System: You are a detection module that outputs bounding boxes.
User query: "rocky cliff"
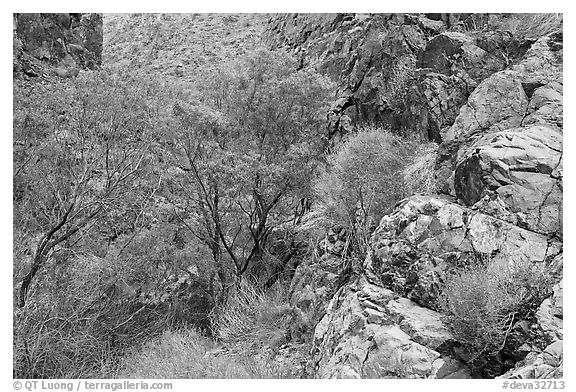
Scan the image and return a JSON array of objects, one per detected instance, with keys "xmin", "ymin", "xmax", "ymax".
[
  {"xmin": 271, "ymin": 14, "xmax": 563, "ymax": 379},
  {"xmin": 263, "ymin": 13, "xmax": 533, "ymax": 142}
]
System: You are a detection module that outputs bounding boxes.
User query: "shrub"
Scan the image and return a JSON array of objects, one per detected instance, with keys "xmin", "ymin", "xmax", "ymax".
[
  {"xmin": 403, "ymin": 142, "xmax": 438, "ymax": 195},
  {"xmin": 442, "ymin": 259, "xmax": 556, "ymax": 371},
  {"xmin": 12, "ymin": 224, "xmax": 220, "ymax": 379},
  {"xmin": 314, "ymin": 127, "xmax": 414, "ymax": 252},
  {"xmin": 490, "ymin": 13, "xmax": 563, "ymax": 40}
]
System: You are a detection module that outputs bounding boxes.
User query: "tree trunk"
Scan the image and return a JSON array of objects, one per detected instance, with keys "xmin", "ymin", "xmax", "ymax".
[{"xmin": 18, "ymin": 253, "xmax": 46, "ymax": 308}]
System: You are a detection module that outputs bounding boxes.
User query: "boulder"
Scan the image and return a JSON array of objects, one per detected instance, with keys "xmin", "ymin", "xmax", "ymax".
[
  {"xmin": 436, "ymin": 33, "xmax": 563, "ymax": 212},
  {"xmin": 369, "ymin": 195, "xmax": 561, "ymax": 310},
  {"xmin": 311, "ymin": 275, "xmax": 469, "ymax": 379},
  {"xmin": 454, "ymin": 124, "xmax": 562, "ymax": 236}
]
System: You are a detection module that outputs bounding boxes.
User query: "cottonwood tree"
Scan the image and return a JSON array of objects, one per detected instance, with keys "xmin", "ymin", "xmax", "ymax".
[
  {"xmin": 14, "ymin": 70, "xmax": 161, "ymax": 308},
  {"xmin": 164, "ymin": 49, "xmax": 334, "ymax": 288}
]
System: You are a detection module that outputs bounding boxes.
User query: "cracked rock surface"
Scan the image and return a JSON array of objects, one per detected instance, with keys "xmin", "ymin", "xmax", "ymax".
[{"xmin": 274, "ymin": 18, "xmax": 563, "ymax": 379}]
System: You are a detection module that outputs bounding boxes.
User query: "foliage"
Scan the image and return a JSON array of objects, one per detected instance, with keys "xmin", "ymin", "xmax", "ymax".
[
  {"xmin": 314, "ymin": 127, "xmax": 414, "ymax": 252},
  {"xmin": 12, "ymin": 69, "xmax": 179, "ymax": 378},
  {"xmin": 13, "ymin": 49, "xmax": 333, "ymax": 377},
  {"xmin": 116, "ymin": 281, "xmax": 310, "ymax": 379},
  {"xmin": 442, "ymin": 259, "xmax": 556, "ymax": 371},
  {"xmin": 13, "ymin": 221, "xmax": 221, "ymax": 378},
  {"xmin": 13, "ymin": 69, "xmax": 164, "ymax": 308},
  {"xmin": 165, "ymin": 48, "xmax": 334, "ymax": 283}
]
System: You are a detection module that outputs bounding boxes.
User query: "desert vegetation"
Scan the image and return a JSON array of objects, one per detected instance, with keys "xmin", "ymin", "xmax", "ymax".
[
  {"xmin": 13, "ymin": 12, "xmax": 563, "ymax": 379},
  {"xmin": 442, "ymin": 259, "xmax": 558, "ymax": 375}
]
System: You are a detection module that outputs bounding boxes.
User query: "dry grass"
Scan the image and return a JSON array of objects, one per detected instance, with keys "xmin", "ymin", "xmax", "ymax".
[
  {"xmin": 212, "ymin": 281, "xmax": 310, "ymax": 349},
  {"xmin": 116, "ymin": 281, "xmax": 311, "ymax": 378},
  {"xmin": 115, "ymin": 328, "xmax": 294, "ymax": 379},
  {"xmin": 403, "ymin": 142, "xmax": 438, "ymax": 196}
]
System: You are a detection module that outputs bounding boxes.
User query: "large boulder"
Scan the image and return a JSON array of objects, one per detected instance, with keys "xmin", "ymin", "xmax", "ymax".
[
  {"xmin": 309, "ymin": 195, "xmax": 562, "ymax": 379},
  {"xmin": 311, "ymin": 274, "xmax": 470, "ymax": 379},
  {"xmin": 368, "ymin": 195, "xmax": 561, "ymax": 310},
  {"xmin": 438, "ymin": 33, "xmax": 562, "ymax": 145},
  {"xmin": 454, "ymin": 124, "xmax": 562, "ymax": 236}
]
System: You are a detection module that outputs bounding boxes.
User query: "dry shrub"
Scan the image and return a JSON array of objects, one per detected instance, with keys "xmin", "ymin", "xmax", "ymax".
[
  {"xmin": 315, "ymin": 127, "xmax": 414, "ymax": 252},
  {"xmin": 442, "ymin": 259, "xmax": 556, "ymax": 370},
  {"xmin": 403, "ymin": 142, "xmax": 438, "ymax": 195},
  {"xmin": 491, "ymin": 14, "xmax": 563, "ymax": 40},
  {"xmin": 13, "ymin": 247, "xmax": 203, "ymax": 378}
]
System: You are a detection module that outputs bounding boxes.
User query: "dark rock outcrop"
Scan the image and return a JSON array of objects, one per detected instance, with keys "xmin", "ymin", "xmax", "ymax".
[
  {"xmin": 263, "ymin": 14, "xmax": 530, "ymax": 142},
  {"xmin": 13, "ymin": 13, "xmax": 102, "ymax": 77},
  {"xmin": 264, "ymin": 14, "xmax": 429, "ymax": 138}
]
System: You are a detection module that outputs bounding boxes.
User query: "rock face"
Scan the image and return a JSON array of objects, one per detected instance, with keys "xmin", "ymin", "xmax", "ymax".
[
  {"xmin": 263, "ymin": 14, "xmax": 529, "ymax": 142},
  {"xmin": 13, "ymin": 13, "xmax": 102, "ymax": 77},
  {"xmin": 279, "ymin": 15, "xmax": 562, "ymax": 379},
  {"xmin": 264, "ymin": 14, "xmax": 428, "ymax": 139},
  {"xmin": 312, "ymin": 274, "xmax": 470, "ymax": 378},
  {"xmin": 369, "ymin": 195, "xmax": 561, "ymax": 311},
  {"xmin": 436, "ymin": 33, "xmax": 563, "ymax": 239},
  {"xmin": 290, "ymin": 226, "xmax": 354, "ymax": 316}
]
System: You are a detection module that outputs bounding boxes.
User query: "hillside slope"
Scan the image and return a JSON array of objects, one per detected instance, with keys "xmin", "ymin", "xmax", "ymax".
[{"xmin": 103, "ymin": 13, "xmax": 269, "ymax": 81}]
